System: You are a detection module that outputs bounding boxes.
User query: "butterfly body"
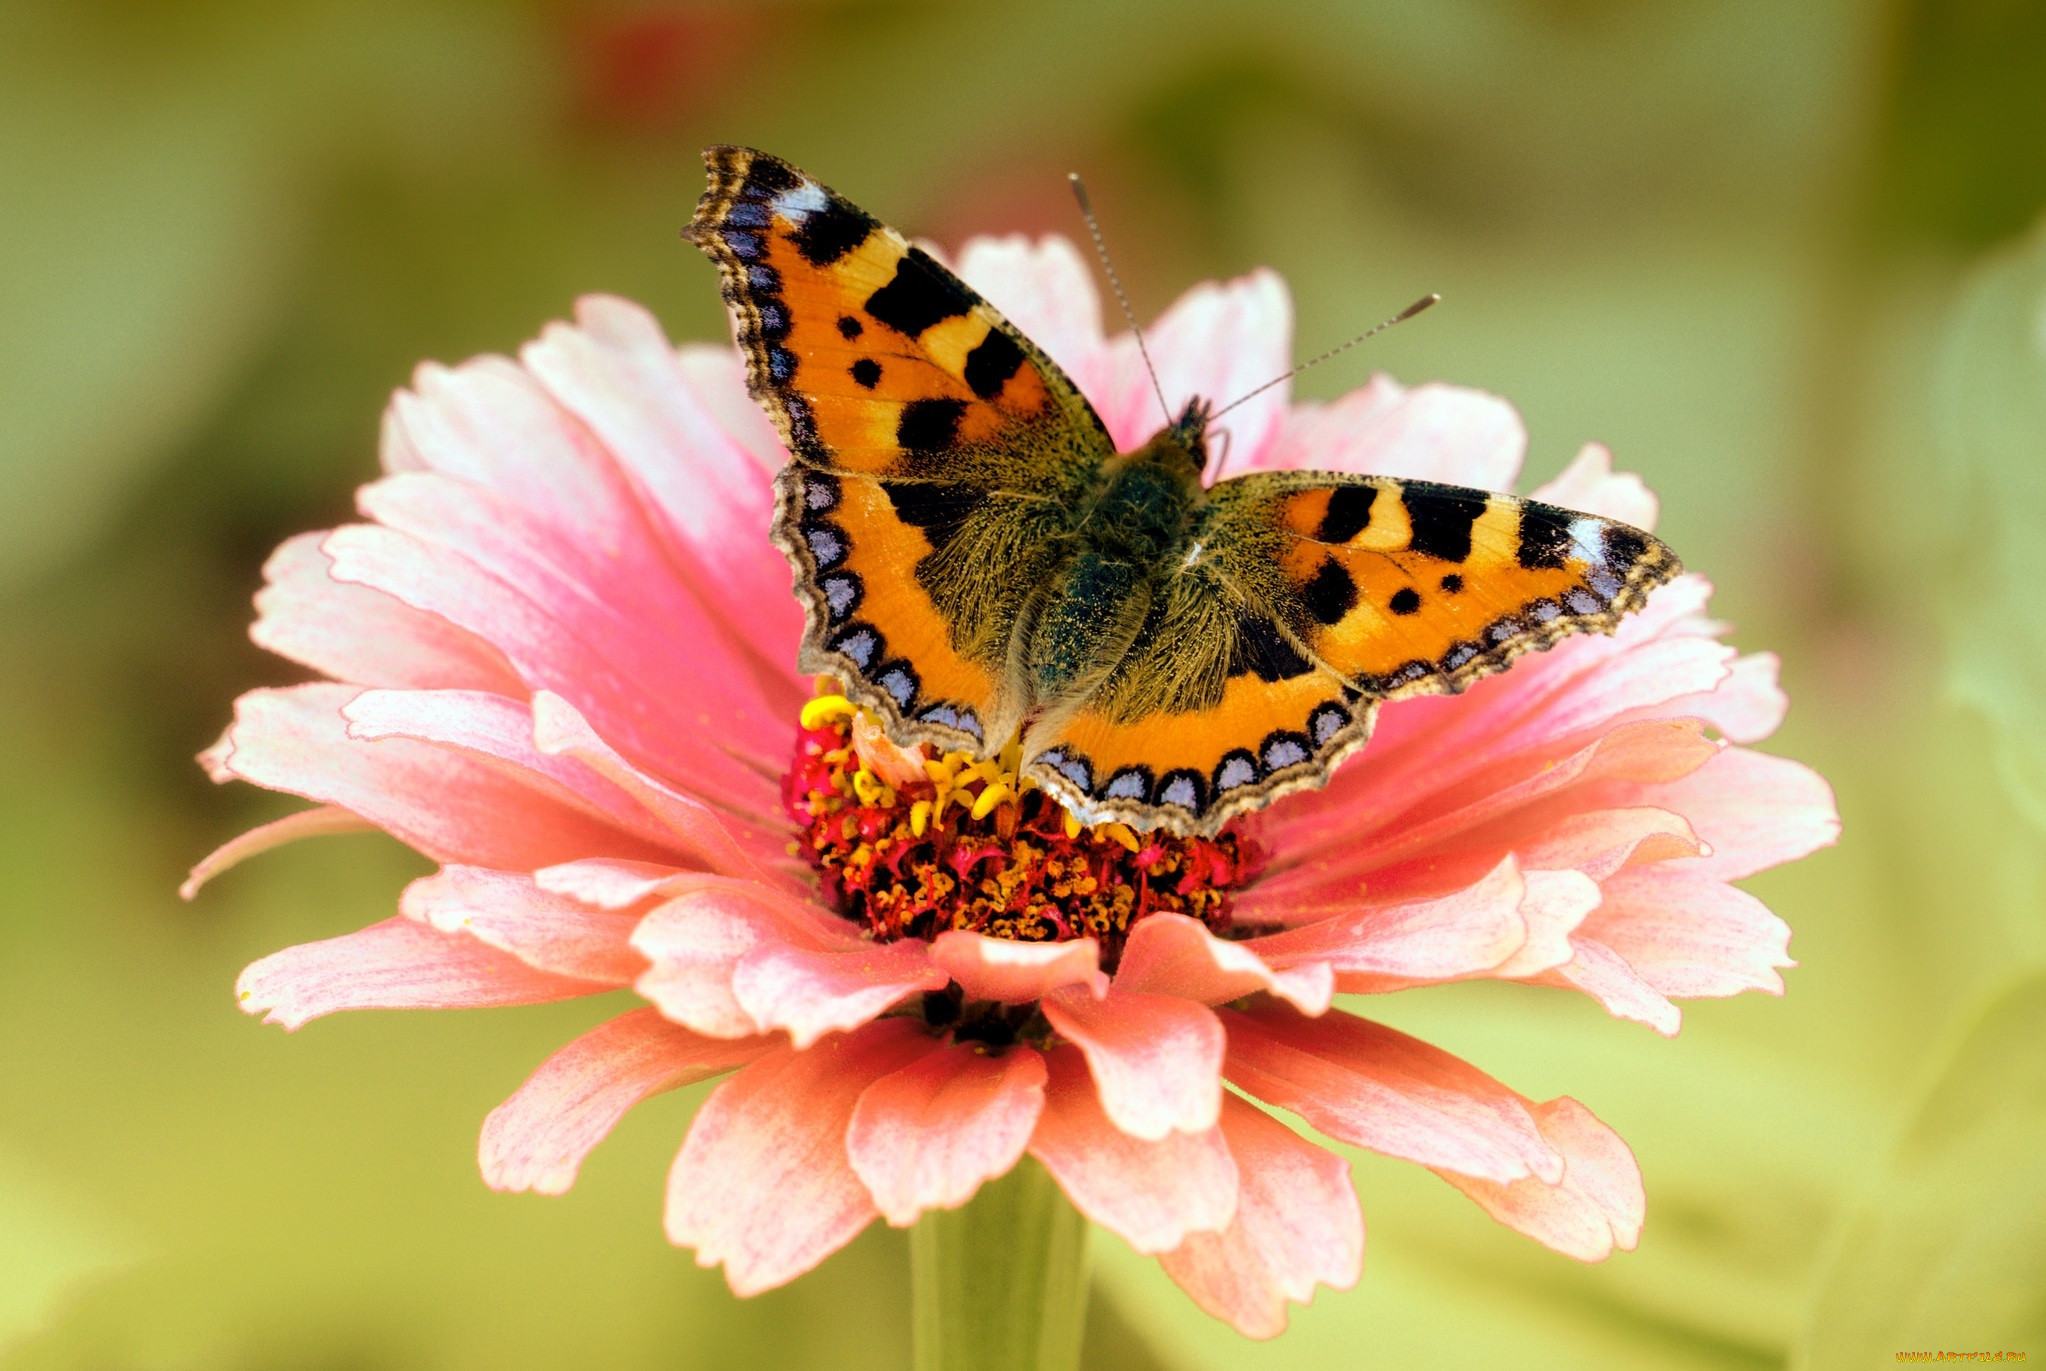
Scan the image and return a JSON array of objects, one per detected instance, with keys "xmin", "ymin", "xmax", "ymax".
[{"xmin": 689, "ymin": 147, "xmax": 1681, "ymax": 836}]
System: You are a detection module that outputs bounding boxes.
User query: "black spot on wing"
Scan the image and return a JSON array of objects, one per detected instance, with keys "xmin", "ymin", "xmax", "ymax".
[
  {"xmin": 1389, "ymin": 587, "xmax": 1421, "ymax": 615},
  {"xmin": 1406, "ymin": 490, "xmax": 1488, "ymax": 563},
  {"xmin": 1300, "ymin": 559, "xmax": 1358, "ymax": 625},
  {"xmin": 1440, "ymin": 573, "xmax": 1463, "ymax": 593},
  {"xmin": 850, "ymin": 358, "xmax": 881, "ymax": 389},
  {"xmin": 1316, "ymin": 485, "xmax": 1377, "ymax": 543},
  {"xmin": 742, "ymin": 157, "xmax": 800, "ymax": 195},
  {"xmin": 792, "ymin": 201, "xmax": 874, "ymax": 266},
  {"xmin": 864, "ymin": 249, "xmax": 973, "ymax": 336},
  {"xmin": 883, "ymin": 482, "xmax": 981, "ymax": 554},
  {"xmin": 1603, "ymin": 524, "xmax": 1650, "ymax": 569},
  {"xmin": 1516, "ymin": 503, "xmax": 1575, "ymax": 569},
  {"xmin": 1230, "ymin": 612, "xmax": 1314, "ymax": 682},
  {"xmin": 897, "ymin": 398, "xmax": 967, "ymax": 455},
  {"xmin": 962, "ymin": 330, "xmax": 1026, "ymax": 400},
  {"xmin": 837, "ymin": 315, "xmax": 863, "ymax": 339}
]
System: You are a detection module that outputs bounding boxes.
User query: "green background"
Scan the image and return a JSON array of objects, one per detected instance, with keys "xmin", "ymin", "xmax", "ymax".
[{"xmin": 5, "ymin": 1, "xmax": 2046, "ymax": 1365}]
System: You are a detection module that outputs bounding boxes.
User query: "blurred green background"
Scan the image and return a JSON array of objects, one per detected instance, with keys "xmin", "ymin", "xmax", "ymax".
[{"xmin": 5, "ymin": 1, "xmax": 2046, "ymax": 1366}]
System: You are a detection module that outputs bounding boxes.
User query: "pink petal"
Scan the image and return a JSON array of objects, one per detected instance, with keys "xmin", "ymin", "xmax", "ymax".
[
  {"xmin": 1094, "ymin": 271, "xmax": 1292, "ymax": 461},
  {"xmin": 1113, "ymin": 913, "xmax": 1332, "ymax": 1014},
  {"xmin": 928, "ymin": 932, "xmax": 1106, "ymax": 1004},
  {"xmin": 1026, "ymin": 1046, "xmax": 1237, "ymax": 1253},
  {"xmin": 1158, "ymin": 1095, "xmax": 1363, "ymax": 1339},
  {"xmin": 1246, "ymin": 857, "xmax": 1529, "ymax": 990},
  {"xmin": 1254, "ymin": 710, "xmax": 1724, "ymax": 909},
  {"xmin": 1435, "ymin": 1097, "xmax": 1644, "ymax": 1261},
  {"xmin": 520, "ymin": 296, "xmax": 804, "ymax": 678},
  {"xmin": 1492, "ymin": 868, "xmax": 1602, "ymax": 979},
  {"xmin": 399, "ymin": 865, "xmax": 645, "ymax": 984},
  {"xmin": 1256, "ymin": 376, "xmax": 1526, "ymax": 491},
  {"xmin": 1537, "ymin": 938, "xmax": 1683, "ymax": 1036},
  {"xmin": 954, "ymin": 235, "xmax": 1107, "ymax": 388},
  {"xmin": 1527, "ymin": 442, "xmax": 1658, "ymax": 531},
  {"xmin": 1583, "ymin": 866, "xmax": 1794, "ymax": 1001},
  {"xmin": 252, "ymin": 532, "xmax": 522, "ymax": 693},
  {"xmin": 212, "ymin": 684, "xmax": 674, "ymax": 871},
  {"xmin": 673, "ymin": 343, "xmax": 788, "ymax": 475},
  {"xmin": 1041, "ymin": 987, "xmax": 1225, "ymax": 1140},
  {"xmin": 342, "ymin": 687, "xmax": 708, "ymax": 855},
  {"xmin": 1222, "ymin": 1003, "xmax": 1560, "ymax": 1184},
  {"xmin": 732, "ymin": 937, "xmax": 948, "ymax": 1049},
  {"xmin": 480, "ymin": 1007, "xmax": 768, "ymax": 1196},
  {"xmin": 630, "ymin": 875, "xmax": 857, "ymax": 1039},
  {"xmin": 1652, "ymin": 651, "xmax": 1786, "ymax": 745},
  {"xmin": 318, "ymin": 516, "xmax": 791, "ymax": 788},
  {"xmin": 666, "ymin": 1018, "xmax": 936, "ymax": 1295},
  {"xmin": 1624, "ymin": 747, "xmax": 1839, "ymax": 882},
  {"xmin": 323, "ymin": 509, "xmax": 785, "ymax": 789},
  {"xmin": 534, "ymin": 857, "xmax": 686, "ymax": 909},
  {"xmin": 181, "ymin": 804, "xmax": 374, "ymax": 900},
  {"xmin": 846, "ymin": 1043, "xmax": 1048, "ymax": 1225},
  {"xmin": 1508, "ymin": 806, "xmax": 1705, "ymax": 883},
  {"xmin": 528, "ymin": 691, "xmax": 800, "ymax": 888},
  {"xmin": 236, "ymin": 916, "xmax": 606, "ymax": 1030},
  {"xmin": 355, "ymin": 470, "xmax": 794, "ymax": 795}
]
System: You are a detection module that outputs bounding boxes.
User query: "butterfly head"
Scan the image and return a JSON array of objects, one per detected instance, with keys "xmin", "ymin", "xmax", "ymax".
[{"xmin": 1152, "ymin": 395, "xmax": 1213, "ymax": 481}]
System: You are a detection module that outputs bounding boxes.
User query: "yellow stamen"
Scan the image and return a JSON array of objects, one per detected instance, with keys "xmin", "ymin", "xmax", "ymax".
[
  {"xmin": 852, "ymin": 767, "xmax": 885, "ymax": 806},
  {"xmin": 1099, "ymin": 822, "xmax": 1140, "ymax": 853},
  {"xmin": 923, "ymin": 758, "xmax": 955, "ymax": 786},
  {"xmin": 970, "ymin": 782, "xmax": 1013, "ymax": 819},
  {"xmin": 910, "ymin": 800, "xmax": 932, "ymax": 837},
  {"xmin": 1063, "ymin": 809, "xmax": 1082, "ymax": 839},
  {"xmin": 801, "ymin": 695, "xmax": 859, "ymax": 730}
]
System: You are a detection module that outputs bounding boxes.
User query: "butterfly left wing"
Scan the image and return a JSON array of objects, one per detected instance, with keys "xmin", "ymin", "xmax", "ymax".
[
  {"xmin": 1021, "ymin": 472, "xmax": 1680, "ymax": 835},
  {"xmin": 686, "ymin": 146, "xmax": 1115, "ymax": 752}
]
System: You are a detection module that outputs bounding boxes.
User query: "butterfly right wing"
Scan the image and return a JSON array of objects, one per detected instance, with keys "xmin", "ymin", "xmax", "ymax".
[
  {"xmin": 688, "ymin": 146, "xmax": 1113, "ymax": 751},
  {"xmin": 1022, "ymin": 472, "xmax": 1679, "ymax": 835}
]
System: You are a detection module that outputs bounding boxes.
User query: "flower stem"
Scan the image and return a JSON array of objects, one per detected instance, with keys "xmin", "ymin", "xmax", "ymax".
[{"xmin": 910, "ymin": 1158, "xmax": 1091, "ymax": 1371}]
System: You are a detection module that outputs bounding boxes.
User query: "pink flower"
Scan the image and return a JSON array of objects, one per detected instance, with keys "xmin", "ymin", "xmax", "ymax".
[{"xmin": 196, "ymin": 237, "xmax": 1837, "ymax": 1340}]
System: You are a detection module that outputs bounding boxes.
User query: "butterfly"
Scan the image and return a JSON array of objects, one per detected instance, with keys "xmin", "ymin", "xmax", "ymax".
[{"xmin": 684, "ymin": 147, "xmax": 1681, "ymax": 837}]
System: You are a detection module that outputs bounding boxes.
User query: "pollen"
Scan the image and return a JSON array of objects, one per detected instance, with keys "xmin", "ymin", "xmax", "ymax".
[{"xmin": 782, "ymin": 695, "xmax": 1259, "ymax": 965}]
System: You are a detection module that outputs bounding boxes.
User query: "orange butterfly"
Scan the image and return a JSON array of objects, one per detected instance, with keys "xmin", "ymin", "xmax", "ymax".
[{"xmin": 685, "ymin": 148, "xmax": 1680, "ymax": 836}]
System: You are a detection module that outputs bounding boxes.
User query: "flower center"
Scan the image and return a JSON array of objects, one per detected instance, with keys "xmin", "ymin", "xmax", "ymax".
[{"xmin": 782, "ymin": 694, "xmax": 1257, "ymax": 967}]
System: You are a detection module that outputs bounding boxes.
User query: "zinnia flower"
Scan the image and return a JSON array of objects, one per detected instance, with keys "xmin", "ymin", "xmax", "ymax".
[{"xmin": 193, "ymin": 236, "xmax": 1838, "ymax": 1339}]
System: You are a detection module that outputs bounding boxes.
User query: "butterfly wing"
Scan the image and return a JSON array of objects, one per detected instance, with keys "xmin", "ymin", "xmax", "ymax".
[
  {"xmin": 687, "ymin": 146, "xmax": 1113, "ymax": 751},
  {"xmin": 1021, "ymin": 472, "xmax": 1681, "ymax": 835}
]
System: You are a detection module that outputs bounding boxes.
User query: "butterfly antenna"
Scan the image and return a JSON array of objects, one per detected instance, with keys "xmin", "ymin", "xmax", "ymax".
[
  {"xmin": 1209, "ymin": 293, "xmax": 1441, "ymax": 422},
  {"xmin": 1069, "ymin": 173, "xmax": 1172, "ymax": 427}
]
